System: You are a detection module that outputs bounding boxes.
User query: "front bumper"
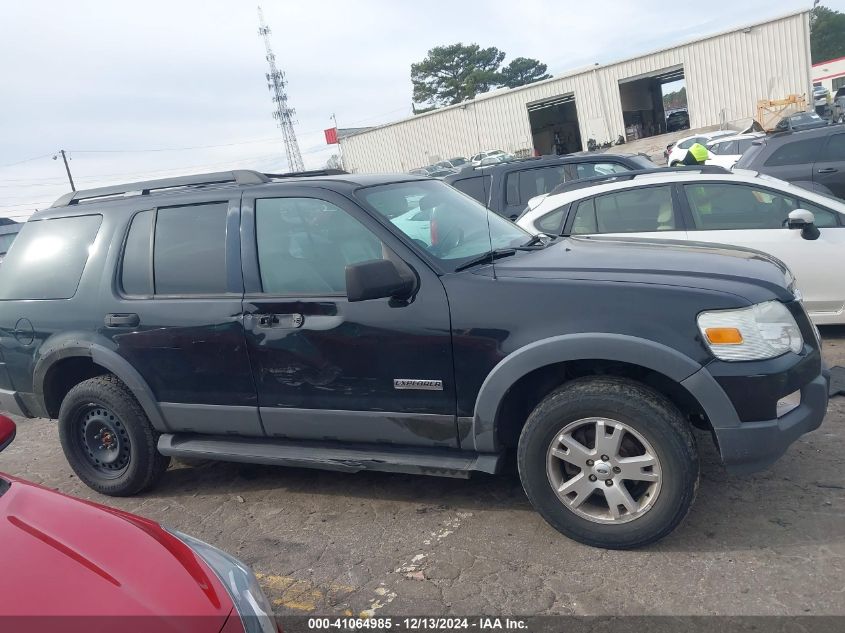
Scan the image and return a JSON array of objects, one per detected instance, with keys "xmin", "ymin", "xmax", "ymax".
[{"xmin": 711, "ymin": 367, "xmax": 829, "ymax": 474}]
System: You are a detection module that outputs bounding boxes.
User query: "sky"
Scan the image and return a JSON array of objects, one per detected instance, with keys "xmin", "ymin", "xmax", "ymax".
[{"xmin": 0, "ymin": 0, "xmax": 840, "ymax": 220}]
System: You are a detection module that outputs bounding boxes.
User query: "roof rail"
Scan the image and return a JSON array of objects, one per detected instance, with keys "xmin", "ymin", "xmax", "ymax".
[
  {"xmin": 50, "ymin": 170, "xmax": 269, "ymax": 208},
  {"xmin": 548, "ymin": 165, "xmax": 732, "ymax": 196},
  {"xmin": 264, "ymin": 169, "xmax": 349, "ymax": 178}
]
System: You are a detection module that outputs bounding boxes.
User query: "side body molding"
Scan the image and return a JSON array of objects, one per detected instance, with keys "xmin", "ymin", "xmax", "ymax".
[
  {"xmin": 32, "ymin": 340, "xmax": 169, "ymax": 432},
  {"xmin": 471, "ymin": 333, "xmax": 708, "ymax": 453}
]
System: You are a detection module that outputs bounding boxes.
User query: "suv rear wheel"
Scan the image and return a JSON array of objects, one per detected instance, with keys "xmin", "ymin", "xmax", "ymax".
[
  {"xmin": 517, "ymin": 377, "xmax": 698, "ymax": 549},
  {"xmin": 58, "ymin": 375, "xmax": 170, "ymax": 496}
]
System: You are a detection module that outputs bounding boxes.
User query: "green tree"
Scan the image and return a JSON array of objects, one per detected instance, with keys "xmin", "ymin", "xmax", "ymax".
[
  {"xmin": 811, "ymin": 5, "xmax": 845, "ymax": 64},
  {"xmin": 411, "ymin": 43, "xmax": 505, "ymax": 107},
  {"xmin": 498, "ymin": 57, "xmax": 551, "ymax": 89}
]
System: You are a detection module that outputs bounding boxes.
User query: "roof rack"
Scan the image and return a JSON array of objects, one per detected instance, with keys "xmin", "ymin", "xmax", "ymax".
[
  {"xmin": 548, "ymin": 165, "xmax": 732, "ymax": 196},
  {"xmin": 265, "ymin": 168, "xmax": 348, "ymax": 178},
  {"xmin": 50, "ymin": 170, "xmax": 269, "ymax": 208}
]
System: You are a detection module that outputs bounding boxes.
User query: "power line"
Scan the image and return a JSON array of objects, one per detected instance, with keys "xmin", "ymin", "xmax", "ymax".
[{"xmin": 0, "ymin": 152, "xmax": 54, "ymax": 169}]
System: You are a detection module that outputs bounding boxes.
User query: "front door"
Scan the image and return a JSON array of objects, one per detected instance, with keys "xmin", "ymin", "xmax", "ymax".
[
  {"xmin": 814, "ymin": 131, "xmax": 845, "ymax": 199},
  {"xmin": 239, "ymin": 186, "xmax": 458, "ymax": 448}
]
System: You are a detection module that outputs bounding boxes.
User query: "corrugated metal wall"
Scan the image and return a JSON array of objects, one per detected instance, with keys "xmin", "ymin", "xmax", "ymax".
[{"xmin": 341, "ymin": 11, "xmax": 811, "ymax": 173}]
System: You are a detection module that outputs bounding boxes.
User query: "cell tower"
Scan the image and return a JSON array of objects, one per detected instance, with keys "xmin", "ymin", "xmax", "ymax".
[{"xmin": 257, "ymin": 6, "xmax": 304, "ymax": 173}]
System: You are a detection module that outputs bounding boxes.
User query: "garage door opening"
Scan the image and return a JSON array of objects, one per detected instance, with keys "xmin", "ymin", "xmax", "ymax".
[
  {"xmin": 528, "ymin": 94, "xmax": 582, "ymax": 156},
  {"xmin": 618, "ymin": 66, "xmax": 687, "ymax": 141}
]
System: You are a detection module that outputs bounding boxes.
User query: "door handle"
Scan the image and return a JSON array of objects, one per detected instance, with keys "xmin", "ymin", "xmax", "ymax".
[
  {"xmin": 817, "ymin": 167, "xmax": 838, "ymax": 174},
  {"xmin": 104, "ymin": 313, "xmax": 140, "ymax": 328},
  {"xmin": 254, "ymin": 313, "xmax": 304, "ymax": 329}
]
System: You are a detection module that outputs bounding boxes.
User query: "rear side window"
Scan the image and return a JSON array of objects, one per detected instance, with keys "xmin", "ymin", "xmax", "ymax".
[
  {"xmin": 153, "ymin": 203, "xmax": 228, "ymax": 295},
  {"xmin": 450, "ymin": 176, "xmax": 491, "ymax": 205},
  {"xmin": 0, "ymin": 215, "xmax": 102, "ymax": 300},
  {"xmin": 121, "ymin": 210, "xmax": 154, "ymax": 295},
  {"xmin": 508, "ymin": 165, "xmax": 567, "ymax": 205},
  {"xmin": 536, "ymin": 207, "xmax": 567, "ymax": 234},
  {"xmin": 820, "ymin": 133, "xmax": 845, "ymax": 162},
  {"xmin": 571, "ymin": 186, "xmax": 676, "ymax": 234},
  {"xmin": 764, "ymin": 139, "xmax": 820, "ymax": 167}
]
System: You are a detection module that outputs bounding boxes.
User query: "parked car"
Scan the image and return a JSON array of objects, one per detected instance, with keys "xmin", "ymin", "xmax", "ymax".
[
  {"xmin": 0, "ymin": 169, "xmax": 828, "ymax": 549},
  {"xmin": 426, "ymin": 167, "xmax": 459, "ymax": 178},
  {"xmin": 445, "ymin": 153, "xmax": 656, "ymax": 219},
  {"xmin": 666, "ymin": 130, "xmax": 737, "ymax": 166},
  {"xmin": 773, "ymin": 111, "xmax": 829, "ymax": 133},
  {"xmin": 705, "ymin": 132, "xmax": 765, "ymax": 169},
  {"xmin": 813, "ymin": 85, "xmax": 832, "ymax": 119},
  {"xmin": 517, "ymin": 167, "xmax": 845, "ymax": 324},
  {"xmin": 832, "ymin": 86, "xmax": 845, "ymax": 123},
  {"xmin": 666, "ymin": 110, "xmax": 690, "ymax": 132},
  {"xmin": 735, "ymin": 125, "xmax": 845, "ymax": 198},
  {"xmin": 436, "ymin": 157, "xmax": 469, "ymax": 170},
  {"xmin": 0, "ymin": 415, "xmax": 276, "ymax": 631},
  {"xmin": 470, "ymin": 149, "xmax": 510, "ymax": 166},
  {"xmin": 0, "ymin": 222, "xmax": 20, "ymax": 263}
]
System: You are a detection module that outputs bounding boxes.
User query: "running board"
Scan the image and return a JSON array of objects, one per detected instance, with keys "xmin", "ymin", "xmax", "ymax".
[{"xmin": 158, "ymin": 434, "xmax": 502, "ymax": 479}]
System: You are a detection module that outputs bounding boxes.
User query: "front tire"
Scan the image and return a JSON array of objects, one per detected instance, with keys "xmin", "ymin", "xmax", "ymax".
[
  {"xmin": 517, "ymin": 377, "xmax": 698, "ymax": 549},
  {"xmin": 59, "ymin": 375, "xmax": 170, "ymax": 496}
]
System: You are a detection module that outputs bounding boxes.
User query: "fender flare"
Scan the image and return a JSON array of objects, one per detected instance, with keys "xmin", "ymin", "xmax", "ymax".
[
  {"xmin": 471, "ymin": 333, "xmax": 723, "ymax": 453},
  {"xmin": 33, "ymin": 341, "xmax": 169, "ymax": 432}
]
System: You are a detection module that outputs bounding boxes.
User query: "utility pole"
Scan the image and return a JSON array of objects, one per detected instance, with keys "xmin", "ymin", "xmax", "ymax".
[
  {"xmin": 54, "ymin": 149, "xmax": 75, "ymax": 191},
  {"xmin": 331, "ymin": 113, "xmax": 344, "ymax": 171},
  {"xmin": 257, "ymin": 6, "xmax": 304, "ymax": 173}
]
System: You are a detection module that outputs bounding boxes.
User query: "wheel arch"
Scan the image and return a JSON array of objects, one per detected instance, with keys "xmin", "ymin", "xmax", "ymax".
[
  {"xmin": 471, "ymin": 333, "xmax": 727, "ymax": 453},
  {"xmin": 33, "ymin": 341, "xmax": 168, "ymax": 431}
]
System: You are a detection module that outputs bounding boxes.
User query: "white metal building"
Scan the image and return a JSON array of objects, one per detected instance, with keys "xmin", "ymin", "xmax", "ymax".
[
  {"xmin": 813, "ymin": 56, "xmax": 845, "ymax": 93},
  {"xmin": 340, "ymin": 10, "xmax": 812, "ymax": 173}
]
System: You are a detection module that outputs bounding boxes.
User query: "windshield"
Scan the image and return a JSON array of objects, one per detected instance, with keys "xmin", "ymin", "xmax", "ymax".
[{"xmin": 356, "ymin": 180, "xmax": 531, "ymax": 271}]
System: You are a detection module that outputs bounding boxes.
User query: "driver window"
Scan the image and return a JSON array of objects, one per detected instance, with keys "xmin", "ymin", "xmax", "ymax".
[{"xmin": 255, "ymin": 197, "xmax": 387, "ymax": 295}]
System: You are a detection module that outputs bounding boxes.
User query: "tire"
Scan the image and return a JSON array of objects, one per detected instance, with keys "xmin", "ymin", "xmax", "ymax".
[
  {"xmin": 517, "ymin": 377, "xmax": 698, "ymax": 549},
  {"xmin": 58, "ymin": 375, "xmax": 170, "ymax": 496}
]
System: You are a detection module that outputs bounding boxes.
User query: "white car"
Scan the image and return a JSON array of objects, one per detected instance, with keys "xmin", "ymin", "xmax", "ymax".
[
  {"xmin": 705, "ymin": 133, "xmax": 765, "ymax": 169},
  {"xmin": 470, "ymin": 149, "xmax": 509, "ymax": 166},
  {"xmin": 517, "ymin": 169, "xmax": 845, "ymax": 324},
  {"xmin": 666, "ymin": 130, "xmax": 737, "ymax": 166}
]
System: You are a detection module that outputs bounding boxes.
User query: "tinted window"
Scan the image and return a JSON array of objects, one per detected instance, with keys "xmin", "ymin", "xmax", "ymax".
[
  {"xmin": 0, "ymin": 215, "xmax": 102, "ymax": 300},
  {"xmin": 678, "ymin": 138, "xmax": 701, "ymax": 149},
  {"xmin": 736, "ymin": 139, "xmax": 756, "ymax": 154},
  {"xmin": 587, "ymin": 186, "xmax": 676, "ymax": 233},
  {"xmin": 820, "ymin": 133, "xmax": 845, "ymax": 162},
  {"xmin": 764, "ymin": 139, "xmax": 819, "ymax": 166},
  {"xmin": 511, "ymin": 165, "xmax": 568, "ymax": 205},
  {"xmin": 450, "ymin": 175, "xmax": 491, "ymax": 205},
  {"xmin": 121, "ymin": 210, "xmax": 154, "ymax": 295},
  {"xmin": 256, "ymin": 198, "xmax": 384, "ymax": 295},
  {"xmin": 683, "ymin": 183, "xmax": 840, "ymax": 230},
  {"xmin": 536, "ymin": 208, "xmax": 566, "ymax": 234},
  {"xmin": 154, "ymin": 203, "xmax": 228, "ymax": 295},
  {"xmin": 709, "ymin": 140, "xmax": 737, "ymax": 155}
]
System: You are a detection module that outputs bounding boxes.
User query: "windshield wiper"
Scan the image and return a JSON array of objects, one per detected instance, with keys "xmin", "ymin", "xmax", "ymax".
[{"xmin": 454, "ymin": 248, "xmax": 517, "ymax": 272}]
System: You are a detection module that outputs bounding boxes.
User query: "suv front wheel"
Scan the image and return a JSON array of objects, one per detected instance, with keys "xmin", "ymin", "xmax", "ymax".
[
  {"xmin": 58, "ymin": 375, "xmax": 170, "ymax": 496},
  {"xmin": 517, "ymin": 377, "xmax": 698, "ymax": 549}
]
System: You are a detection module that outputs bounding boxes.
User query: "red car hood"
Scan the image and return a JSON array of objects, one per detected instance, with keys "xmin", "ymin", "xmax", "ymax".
[{"xmin": 0, "ymin": 474, "xmax": 233, "ymax": 632}]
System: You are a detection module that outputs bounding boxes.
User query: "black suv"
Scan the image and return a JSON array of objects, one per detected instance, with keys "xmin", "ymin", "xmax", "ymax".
[
  {"xmin": 444, "ymin": 153, "xmax": 655, "ymax": 220},
  {"xmin": 736, "ymin": 125, "xmax": 845, "ymax": 198},
  {"xmin": 0, "ymin": 169, "xmax": 829, "ymax": 549}
]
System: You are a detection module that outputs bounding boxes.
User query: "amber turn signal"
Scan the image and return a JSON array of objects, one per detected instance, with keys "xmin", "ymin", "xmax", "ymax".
[{"xmin": 705, "ymin": 327, "xmax": 743, "ymax": 345}]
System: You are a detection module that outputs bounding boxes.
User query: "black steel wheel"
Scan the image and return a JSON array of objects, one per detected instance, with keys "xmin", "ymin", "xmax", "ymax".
[{"xmin": 59, "ymin": 375, "xmax": 170, "ymax": 496}]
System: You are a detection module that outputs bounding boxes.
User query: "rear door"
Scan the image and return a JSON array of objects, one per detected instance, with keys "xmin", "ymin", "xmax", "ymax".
[
  {"xmin": 678, "ymin": 181, "xmax": 845, "ymax": 321},
  {"xmin": 756, "ymin": 137, "xmax": 817, "ymax": 185},
  {"xmin": 561, "ymin": 184, "xmax": 688, "ymax": 241},
  {"xmin": 108, "ymin": 194, "xmax": 261, "ymax": 435},
  {"xmin": 813, "ymin": 131, "xmax": 845, "ymax": 198}
]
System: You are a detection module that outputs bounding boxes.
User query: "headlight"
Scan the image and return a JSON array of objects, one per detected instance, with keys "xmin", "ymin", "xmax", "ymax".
[
  {"xmin": 167, "ymin": 529, "xmax": 277, "ymax": 633},
  {"xmin": 697, "ymin": 301, "xmax": 803, "ymax": 361}
]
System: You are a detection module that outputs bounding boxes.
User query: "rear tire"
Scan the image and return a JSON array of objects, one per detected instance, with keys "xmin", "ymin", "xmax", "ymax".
[
  {"xmin": 517, "ymin": 377, "xmax": 698, "ymax": 549},
  {"xmin": 59, "ymin": 375, "xmax": 170, "ymax": 496}
]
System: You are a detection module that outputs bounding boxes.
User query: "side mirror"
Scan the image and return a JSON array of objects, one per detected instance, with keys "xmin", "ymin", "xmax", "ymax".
[
  {"xmin": 346, "ymin": 259, "xmax": 414, "ymax": 302},
  {"xmin": 787, "ymin": 209, "xmax": 820, "ymax": 241},
  {"xmin": 0, "ymin": 415, "xmax": 16, "ymax": 453}
]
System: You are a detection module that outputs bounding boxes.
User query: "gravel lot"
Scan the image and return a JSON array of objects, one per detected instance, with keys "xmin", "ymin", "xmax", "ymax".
[{"xmin": 3, "ymin": 329, "xmax": 845, "ymax": 617}]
